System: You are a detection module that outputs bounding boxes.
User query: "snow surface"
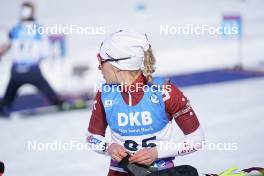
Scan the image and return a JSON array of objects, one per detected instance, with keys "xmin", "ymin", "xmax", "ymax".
[{"xmin": 1, "ymin": 77, "xmax": 264, "ymax": 176}]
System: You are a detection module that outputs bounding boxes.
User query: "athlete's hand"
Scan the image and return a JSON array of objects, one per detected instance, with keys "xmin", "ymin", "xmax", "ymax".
[
  {"xmin": 107, "ymin": 143, "xmax": 128, "ymax": 162},
  {"xmin": 128, "ymin": 147, "xmax": 158, "ymax": 165}
]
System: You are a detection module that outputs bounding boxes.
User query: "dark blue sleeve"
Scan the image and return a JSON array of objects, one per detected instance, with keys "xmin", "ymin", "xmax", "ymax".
[
  {"xmin": 8, "ymin": 29, "xmax": 13, "ymax": 40},
  {"xmin": 8, "ymin": 25, "xmax": 18, "ymax": 40}
]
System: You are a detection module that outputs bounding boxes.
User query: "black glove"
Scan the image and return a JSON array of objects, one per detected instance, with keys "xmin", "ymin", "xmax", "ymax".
[
  {"xmin": 0, "ymin": 161, "xmax": 5, "ymax": 175},
  {"xmin": 118, "ymin": 155, "xmax": 158, "ymax": 176},
  {"xmin": 147, "ymin": 165, "xmax": 199, "ymax": 176}
]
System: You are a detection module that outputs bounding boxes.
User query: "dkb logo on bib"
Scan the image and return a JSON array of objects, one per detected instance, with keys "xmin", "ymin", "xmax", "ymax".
[{"xmin": 117, "ymin": 111, "xmax": 152, "ymax": 126}]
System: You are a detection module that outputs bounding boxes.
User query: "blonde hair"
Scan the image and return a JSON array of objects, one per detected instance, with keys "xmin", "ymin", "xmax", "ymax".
[{"xmin": 143, "ymin": 47, "xmax": 156, "ymax": 83}]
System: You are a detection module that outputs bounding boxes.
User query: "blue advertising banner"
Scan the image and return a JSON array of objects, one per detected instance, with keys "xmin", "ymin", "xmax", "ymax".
[{"xmin": 222, "ymin": 15, "xmax": 242, "ymax": 38}]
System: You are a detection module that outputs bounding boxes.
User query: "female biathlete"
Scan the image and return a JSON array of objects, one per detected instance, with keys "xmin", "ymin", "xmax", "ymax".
[{"xmin": 87, "ymin": 30, "xmax": 205, "ymax": 176}]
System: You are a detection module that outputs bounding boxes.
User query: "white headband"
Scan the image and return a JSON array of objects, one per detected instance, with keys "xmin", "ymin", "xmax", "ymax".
[{"xmin": 99, "ymin": 30, "xmax": 150, "ymax": 70}]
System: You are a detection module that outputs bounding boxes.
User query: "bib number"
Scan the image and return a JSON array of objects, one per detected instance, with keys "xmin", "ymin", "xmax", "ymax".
[{"xmin": 124, "ymin": 136, "xmax": 156, "ymax": 151}]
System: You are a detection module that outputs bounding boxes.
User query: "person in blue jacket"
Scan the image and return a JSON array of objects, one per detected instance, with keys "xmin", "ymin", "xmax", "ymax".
[{"xmin": 0, "ymin": 1, "xmax": 63, "ymax": 117}]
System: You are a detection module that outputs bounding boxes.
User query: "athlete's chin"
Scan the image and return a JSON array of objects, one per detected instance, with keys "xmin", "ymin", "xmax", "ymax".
[
  {"xmin": 105, "ymin": 79, "xmax": 111, "ymax": 84},
  {"xmin": 102, "ymin": 75, "xmax": 107, "ymax": 82}
]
